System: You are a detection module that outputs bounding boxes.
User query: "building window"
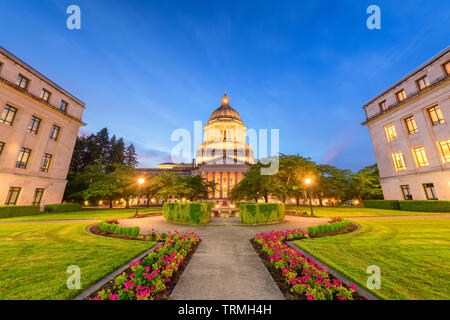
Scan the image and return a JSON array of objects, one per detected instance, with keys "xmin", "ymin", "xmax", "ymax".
[
  {"xmin": 392, "ymin": 152, "xmax": 406, "ymax": 171},
  {"xmin": 396, "ymin": 89, "xmax": 406, "ymax": 102},
  {"xmin": 444, "ymin": 61, "xmax": 450, "ymax": 75},
  {"xmin": 438, "ymin": 139, "xmax": 450, "ymax": 163},
  {"xmin": 0, "ymin": 141, "xmax": 4, "ymax": 155},
  {"xmin": 379, "ymin": 100, "xmax": 387, "ymax": 112},
  {"xmin": 50, "ymin": 125, "xmax": 60, "ymax": 141},
  {"xmin": 0, "ymin": 105, "xmax": 17, "ymax": 126},
  {"xmin": 27, "ymin": 116, "xmax": 41, "ymax": 134},
  {"xmin": 413, "ymin": 146, "xmax": 429, "ymax": 167},
  {"xmin": 427, "ymin": 105, "xmax": 445, "ymax": 126},
  {"xmin": 59, "ymin": 100, "xmax": 68, "ymax": 112},
  {"xmin": 385, "ymin": 124, "xmax": 397, "ymax": 142},
  {"xmin": 401, "ymin": 185, "xmax": 413, "ymax": 200},
  {"xmin": 40, "ymin": 89, "xmax": 51, "ymax": 102},
  {"xmin": 416, "ymin": 76, "xmax": 430, "ymax": 90},
  {"xmin": 404, "ymin": 116, "xmax": 418, "ymax": 134},
  {"xmin": 16, "ymin": 74, "xmax": 29, "ymax": 89},
  {"xmin": 5, "ymin": 187, "xmax": 21, "ymax": 205},
  {"xmin": 40, "ymin": 153, "xmax": 52, "ymax": 172},
  {"xmin": 16, "ymin": 147, "xmax": 31, "ymax": 169},
  {"xmin": 32, "ymin": 188, "xmax": 44, "ymax": 205},
  {"xmin": 423, "ymin": 183, "xmax": 438, "ymax": 200}
]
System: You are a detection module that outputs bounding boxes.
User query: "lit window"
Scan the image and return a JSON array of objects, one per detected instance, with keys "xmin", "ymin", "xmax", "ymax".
[
  {"xmin": 16, "ymin": 147, "xmax": 31, "ymax": 169},
  {"xmin": 5, "ymin": 187, "xmax": 21, "ymax": 205},
  {"xmin": 32, "ymin": 188, "xmax": 45, "ymax": 205},
  {"xmin": 40, "ymin": 89, "xmax": 51, "ymax": 102},
  {"xmin": 379, "ymin": 100, "xmax": 387, "ymax": 112},
  {"xmin": 392, "ymin": 152, "xmax": 406, "ymax": 171},
  {"xmin": 27, "ymin": 116, "xmax": 41, "ymax": 134},
  {"xmin": 444, "ymin": 61, "xmax": 450, "ymax": 75},
  {"xmin": 413, "ymin": 147, "xmax": 429, "ymax": 167},
  {"xmin": 427, "ymin": 105, "xmax": 445, "ymax": 126},
  {"xmin": 0, "ymin": 105, "xmax": 17, "ymax": 126},
  {"xmin": 40, "ymin": 153, "xmax": 52, "ymax": 172},
  {"xmin": 16, "ymin": 74, "xmax": 29, "ymax": 89},
  {"xmin": 423, "ymin": 183, "xmax": 438, "ymax": 200},
  {"xmin": 401, "ymin": 185, "xmax": 413, "ymax": 200},
  {"xmin": 416, "ymin": 76, "xmax": 430, "ymax": 90},
  {"xmin": 0, "ymin": 141, "xmax": 4, "ymax": 155},
  {"xmin": 385, "ymin": 124, "xmax": 397, "ymax": 142},
  {"xmin": 49, "ymin": 125, "xmax": 60, "ymax": 141},
  {"xmin": 396, "ymin": 89, "xmax": 406, "ymax": 102},
  {"xmin": 404, "ymin": 116, "xmax": 418, "ymax": 134},
  {"xmin": 438, "ymin": 139, "xmax": 450, "ymax": 163},
  {"xmin": 59, "ymin": 100, "xmax": 68, "ymax": 112}
]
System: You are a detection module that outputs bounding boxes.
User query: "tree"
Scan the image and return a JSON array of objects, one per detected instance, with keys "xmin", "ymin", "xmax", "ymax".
[
  {"xmin": 125, "ymin": 144, "xmax": 138, "ymax": 167},
  {"xmin": 351, "ymin": 164, "xmax": 383, "ymax": 202},
  {"xmin": 155, "ymin": 173, "xmax": 189, "ymax": 201},
  {"xmin": 230, "ymin": 162, "xmax": 275, "ymax": 202},
  {"xmin": 142, "ymin": 174, "xmax": 164, "ymax": 206},
  {"xmin": 110, "ymin": 137, "xmax": 126, "ymax": 164}
]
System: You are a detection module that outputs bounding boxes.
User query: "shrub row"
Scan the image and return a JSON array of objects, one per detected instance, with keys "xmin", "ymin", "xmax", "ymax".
[
  {"xmin": 307, "ymin": 219, "xmax": 350, "ymax": 236},
  {"xmin": 239, "ymin": 203, "xmax": 285, "ymax": 224},
  {"xmin": 163, "ymin": 202, "xmax": 212, "ymax": 224},
  {"xmin": 363, "ymin": 199, "xmax": 450, "ymax": 212},
  {"xmin": 98, "ymin": 220, "xmax": 140, "ymax": 237},
  {"xmin": 44, "ymin": 203, "xmax": 82, "ymax": 213},
  {"xmin": 0, "ymin": 205, "xmax": 40, "ymax": 218}
]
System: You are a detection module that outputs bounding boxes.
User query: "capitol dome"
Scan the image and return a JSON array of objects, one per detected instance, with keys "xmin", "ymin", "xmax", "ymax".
[{"xmin": 207, "ymin": 94, "xmax": 243, "ymax": 124}]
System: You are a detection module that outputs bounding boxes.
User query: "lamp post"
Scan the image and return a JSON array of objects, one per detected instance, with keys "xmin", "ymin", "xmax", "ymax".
[
  {"xmin": 305, "ymin": 178, "xmax": 314, "ymax": 216},
  {"xmin": 136, "ymin": 178, "xmax": 145, "ymax": 215}
]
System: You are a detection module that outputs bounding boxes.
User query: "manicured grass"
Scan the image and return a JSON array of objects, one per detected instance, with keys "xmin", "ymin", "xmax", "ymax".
[
  {"xmin": 0, "ymin": 222, "xmax": 155, "ymax": 299},
  {"xmin": 286, "ymin": 205, "xmax": 449, "ymax": 218},
  {"xmin": 0, "ymin": 207, "xmax": 162, "ymax": 222},
  {"xmin": 294, "ymin": 218, "xmax": 450, "ymax": 300}
]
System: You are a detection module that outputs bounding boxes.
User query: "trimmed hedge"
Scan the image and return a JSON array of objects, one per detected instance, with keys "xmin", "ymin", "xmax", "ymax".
[
  {"xmin": 163, "ymin": 202, "xmax": 212, "ymax": 224},
  {"xmin": 362, "ymin": 200, "xmax": 400, "ymax": 210},
  {"xmin": 98, "ymin": 221, "xmax": 140, "ymax": 236},
  {"xmin": 44, "ymin": 203, "xmax": 82, "ymax": 213},
  {"xmin": 0, "ymin": 205, "xmax": 41, "ymax": 218},
  {"xmin": 239, "ymin": 203, "xmax": 285, "ymax": 224},
  {"xmin": 398, "ymin": 200, "xmax": 450, "ymax": 212},
  {"xmin": 307, "ymin": 219, "xmax": 350, "ymax": 235}
]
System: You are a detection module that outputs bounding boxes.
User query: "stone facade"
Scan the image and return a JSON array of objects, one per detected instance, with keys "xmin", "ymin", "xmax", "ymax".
[
  {"xmin": 0, "ymin": 47, "xmax": 85, "ymax": 209},
  {"xmin": 363, "ymin": 47, "xmax": 450, "ymax": 200}
]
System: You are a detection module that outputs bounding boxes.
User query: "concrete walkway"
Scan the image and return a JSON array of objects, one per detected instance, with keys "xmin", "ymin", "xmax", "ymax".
[{"xmin": 118, "ymin": 215, "xmax": 330, "ymax": 300}]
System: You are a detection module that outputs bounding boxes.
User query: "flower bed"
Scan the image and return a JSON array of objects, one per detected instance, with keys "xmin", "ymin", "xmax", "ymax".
[
  {"xmin": 131, "ymin": 211, "xmax": 163, "ymax": 219},
  {"xmin": 285, "ymin": 210, "xmax": 314, "ymax": 217},
  {"xmin": 307, "ymin": 219, "xmax": 350, "ymax": 236},
  {"xmin": 90, "ymin": 231, "xmax": 200, "ymax": 300},
  {"xmin": 98, "ymin": 220, "xmax": 140, "ymax": 236},
  {"xmin": 252, "ymin": 229, "xmax": 360, "ymax": 300}
]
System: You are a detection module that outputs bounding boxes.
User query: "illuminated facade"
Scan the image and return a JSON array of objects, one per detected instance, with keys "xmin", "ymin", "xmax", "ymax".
[{"xmin": 363, "ymin": 47, "xmax": 450, "ymax": 200}]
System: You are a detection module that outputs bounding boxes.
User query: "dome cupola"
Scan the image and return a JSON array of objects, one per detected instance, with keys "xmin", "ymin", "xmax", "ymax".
[{"xmin": 207, "ymin": 93, "xmax": 243, "ymax": 124}]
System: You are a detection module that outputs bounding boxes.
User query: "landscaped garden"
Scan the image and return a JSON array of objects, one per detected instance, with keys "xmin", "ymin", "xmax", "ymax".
[
  {"xmin": 0, "ymin": 222, "xmax": 156, "ymax": 299},
  {"xmin": 294, "ymin": 218, "xmax": 450, "ymax": 300}
]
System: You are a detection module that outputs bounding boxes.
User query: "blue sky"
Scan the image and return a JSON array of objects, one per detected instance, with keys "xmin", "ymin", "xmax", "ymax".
[{"xmin": 1, "ymin": 0, "xmax": 449, "ymax": 170}]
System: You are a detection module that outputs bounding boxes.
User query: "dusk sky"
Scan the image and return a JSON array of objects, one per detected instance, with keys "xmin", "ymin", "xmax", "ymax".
[{"xmin": 1, "ymin": 0, "xmax": 449, "ymax": 170}]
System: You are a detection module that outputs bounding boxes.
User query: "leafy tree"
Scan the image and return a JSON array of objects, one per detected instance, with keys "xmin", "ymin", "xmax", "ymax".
[
  {"xmin": 125, "ymin": 144, "xmax": 138, "ymax": 168},
  {"xmin": 351, "ymin": 164, "xmax": 383, "ymax": 202},
  {"xmin": 178, "ymin": 175, "xmax": 209, "ymax": 201}
]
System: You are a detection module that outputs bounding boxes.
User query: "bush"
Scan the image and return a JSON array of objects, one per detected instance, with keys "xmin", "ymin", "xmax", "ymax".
[
  {"xmin": 44, "ymin": 203, "xmax": 82, "ymax": 213},
  {"xmin": 239, "ymin": 203, "xmax": 284, "ymax": 224},
  {"xmin": 399, "ymin": 200, "xmax": 450, "ymax": 212},
  {"xmin": 308, "ymin": 219, "xmax": 350, "ymax": 235},
  {"xmin": 98, "ymin": 221, "xmax": 140, "ymax": 236},
  {"xmin": 362, "ymin": 200, "xmax": 400, "ymax": 210},
  {"xmin": 0, "ymin": 205, "xmax": 41, "ymax": 218},
  {"xmin": 163, "ymin": 202, "xmax": 212, "ymax": 224}
]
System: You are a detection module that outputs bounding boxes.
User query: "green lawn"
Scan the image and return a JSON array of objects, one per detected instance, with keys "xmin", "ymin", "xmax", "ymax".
[
  {"xmin": 0, "ymin": 222, "xmax": 155, "ymax": 299},
  {"xmin": 286, "ymin": 205, "xmax": 449, "ymax": 218},
  {"xmin": 0, "ymin": 207, "xmax": 163, "ymax": 222},
  {"xmin": 294, "ymin": 218, "xmax": 450, "ymax": 300}
]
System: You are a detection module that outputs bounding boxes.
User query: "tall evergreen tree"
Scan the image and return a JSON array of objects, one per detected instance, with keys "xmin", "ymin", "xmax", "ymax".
[
  {"xmin": 110, "ymin": 137, "xmax": 126, "ymax": 164},
  {"xmin": 125, "ymin": 144, "xmax": 138, "ymax": 167}
]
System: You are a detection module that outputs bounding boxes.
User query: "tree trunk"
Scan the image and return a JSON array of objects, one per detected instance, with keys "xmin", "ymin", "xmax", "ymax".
[
  {"xmin": 146, "ymin": 194, "xmax": 150, "ymax": 207},
  {"xmin": 264, "ymin": 195, "xmax": 268, "ymax": 203},
  {"xmin": 296, "ymin": 197, "xmax": 300, "ymax": 206},
  {"xmin": 125, "ymin": 196, "xmax": 130, "ymax": 209},
  {"xmin": 109, "ymin": 197, "xmax": 113, "ymax": 208}
]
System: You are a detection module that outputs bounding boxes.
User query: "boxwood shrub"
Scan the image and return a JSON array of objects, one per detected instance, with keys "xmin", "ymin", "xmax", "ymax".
[
  {"xmin": 399, "ymin": 200, "xmax": 450, "ymax": 212},
  {"xmin": 0, "ymin": 205, "xmax": 41, "ymax": 218},
  {"xmin": 239, "ymin": 203, "xmax": 285, "ymax": 224},
  {"xmin": 163, "ymin": 202, "xmax": 212, "ymax": 224},
  {"xmin": 307, "ymin": 219, "xmax": 350, "ymax": 236},
  {"xmin": 362, "ymin": 200, "xmax": 400, "ymax": 210},
  {"xmin": 98, "ymin": 221, "xmax": 140, "ymax": 236},
  {"xmin": 44, "ymin": 203, "xmax": 82, "ymax": 213}
]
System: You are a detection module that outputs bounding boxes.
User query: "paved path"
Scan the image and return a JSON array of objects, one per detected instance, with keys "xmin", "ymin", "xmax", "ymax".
[{"xmin": 118, "ymin": 215, "xmax": 329, "ymax": 300}]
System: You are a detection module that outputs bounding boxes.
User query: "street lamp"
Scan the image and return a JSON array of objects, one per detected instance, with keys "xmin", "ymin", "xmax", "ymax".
[
  {"xmin": 136, "ymin": 178, "xmax": 145, "ymax": 215},
  {"xmin": 305, "ymin": 178, "xmax": 314, "ymax": 216}
]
